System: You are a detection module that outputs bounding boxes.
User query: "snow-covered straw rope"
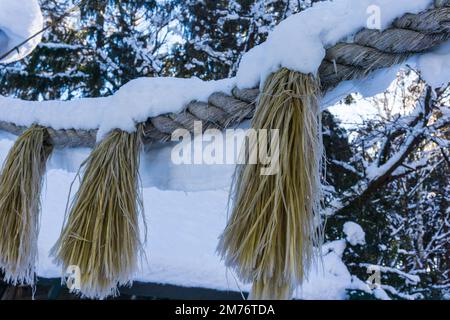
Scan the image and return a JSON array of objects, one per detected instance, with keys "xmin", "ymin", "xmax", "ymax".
[
  {"xmin": 1, "ymin": 1, "xmax": 449, "ymax": 146},
  {"xmin": 0, "ymin": 0, "xmax": 450, "ymax": 300}
]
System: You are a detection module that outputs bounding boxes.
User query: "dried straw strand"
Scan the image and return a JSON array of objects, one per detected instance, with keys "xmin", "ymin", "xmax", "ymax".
[
  {"xmin": 218, "ymin": 69, "xmax": 323, "ymax": 300},
  {"xmin": 51, "ymin": 127, "xmax": 144, "ymax": 299},
  {"xmin": 0, "ymin": 125, "xmax": 52, "ymax": 285}
]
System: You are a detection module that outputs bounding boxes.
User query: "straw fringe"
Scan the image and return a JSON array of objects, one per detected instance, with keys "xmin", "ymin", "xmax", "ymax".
[
  {"xmin": 51, "ymin": 127, "xmax": 144, "ymax": 299},
  {"xmin": 0, "ymin": 125, "xmax": 52, "ymax": 285},
  {"xmin": 218, "ymin": 69, "xmax": 323, "ymax": 300}
]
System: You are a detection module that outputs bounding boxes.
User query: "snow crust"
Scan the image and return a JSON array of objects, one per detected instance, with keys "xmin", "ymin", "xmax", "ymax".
[
  {"xmin": 0, "ymin": 0, "xmax": 43, "ymax": 63},
  {"xmin": 343, "ymin": 222, "xmax": 366, "ymax": 246},
  {"xmin": 236, "ymin": 0, "xmax": 433, "ymax": 89}
]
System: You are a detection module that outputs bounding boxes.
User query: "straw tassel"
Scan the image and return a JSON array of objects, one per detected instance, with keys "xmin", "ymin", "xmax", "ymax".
[
  {"xmin": 218, "ymin": 69, "xmax": 323, "ymax": 300},
  {"xmin": 0, "ymin": 125, "xmax": 53, "ymax": 285},
  {"xmin": 51, "ymin": 127, "xmax": 144, "ymax": 299}
]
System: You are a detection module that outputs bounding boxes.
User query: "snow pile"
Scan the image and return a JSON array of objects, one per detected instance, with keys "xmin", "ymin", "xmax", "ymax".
[
  {"xmin": 343, "ymin": 222, "xmax": 366, "ymax": 246},
  {"xmin": 0, "ymin": 77, "xmax": 234, "ymax": 139},
  {"xmin": 236, "ymin": 0, "xmax": 433, "ymax": 89},
  {"xmin": 0, "ymin": 0, "xmax": 43, "ymax": 63},
  {"xmin": 296, "ymin": 240, "xmax": 352, "ymax": 299}
]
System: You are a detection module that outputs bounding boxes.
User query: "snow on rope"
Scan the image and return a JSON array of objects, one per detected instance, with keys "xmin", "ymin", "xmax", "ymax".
[
  {"xmin": 1, "ymin": 1, "xmax": 450, "ymax": 146},
  {"xmin": 0, "ymin": 0, "xmax": 450, "ymax": 147}
]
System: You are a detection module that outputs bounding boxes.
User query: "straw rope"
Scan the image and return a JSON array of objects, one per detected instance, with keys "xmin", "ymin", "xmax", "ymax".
[{"xmin": 1, "ymin": 3, "xmax": 449, "ymax": 147}]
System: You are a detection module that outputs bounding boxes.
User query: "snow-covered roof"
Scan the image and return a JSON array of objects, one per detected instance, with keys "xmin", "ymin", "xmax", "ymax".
[{"xmin": 0, "ymin": 0, "xmax": 43, "ymax": 64}]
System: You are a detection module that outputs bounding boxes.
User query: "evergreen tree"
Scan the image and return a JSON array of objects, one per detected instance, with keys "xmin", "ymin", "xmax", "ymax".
[
  {"xmin": 168, "ymin": 0, "xmax": 320, "ymax": 79},
  {"xmin": 0, "ymin": 0, "xmax": 177, "ymax": 99}
]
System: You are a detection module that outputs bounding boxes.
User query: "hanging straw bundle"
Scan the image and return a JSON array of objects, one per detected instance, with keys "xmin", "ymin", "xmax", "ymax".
[
  {"xmin": 0, "ymin": 125, "xmax": 53, "ymax": 285},
  {"xmin": 51, "ymin": 127, "xmax": 144, "ymax": 299},
  {"xmin": 218, "ymin": 69, "xmax": 323, "ymax": 300}
]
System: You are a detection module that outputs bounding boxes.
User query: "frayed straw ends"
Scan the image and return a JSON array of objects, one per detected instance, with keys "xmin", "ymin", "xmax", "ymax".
[
  {"xmin": 51, "ymin": 128, "xmax": 144, "ymax": 299},
  {"xmin": 0, "ymin": 125, "xmax": 53, "ymax": 285},
  {"xmin": 218, "ymin": 69, "xmax": 323, "ymax": 300}
]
